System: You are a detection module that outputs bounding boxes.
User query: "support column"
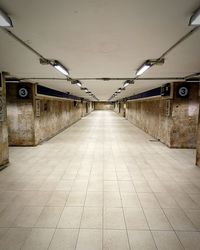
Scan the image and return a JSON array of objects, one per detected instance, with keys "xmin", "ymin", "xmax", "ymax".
[
  {"xmin": 0, "ymin": 72, "xmax": 9, "ymax": 168},
  {"xmin": 196, "ymin": 110, "xmax": 200, "ymax": 167}
]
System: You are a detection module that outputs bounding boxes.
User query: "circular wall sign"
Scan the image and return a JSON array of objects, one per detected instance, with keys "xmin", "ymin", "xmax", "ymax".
[
  {"xmin": 18, "ymin": 87, "xmax": 29, "ymax": 98},
  {"xmin": 177, "ymin": 86, "xmax": 189, "ymax": 97}
]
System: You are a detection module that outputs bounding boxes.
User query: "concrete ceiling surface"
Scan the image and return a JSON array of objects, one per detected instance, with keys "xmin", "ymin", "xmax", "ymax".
[{"xmin": 0, "ymin": 0, "xmax": 200, "ymax": 100}]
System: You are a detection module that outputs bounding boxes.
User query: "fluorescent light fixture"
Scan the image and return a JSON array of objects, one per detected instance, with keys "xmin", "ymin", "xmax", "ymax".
[
  {"xmin": 72, "ymin": 80, "xmax": 82, "ymax": 87},
  {"xmin": 123, "ymin": 80, "xmax": 134, "ymax": 88},
  {"xmin": 189, "ymin": 7, "xmax": 200, "ymax": 26},
  {"xmin": 0, "ymin": 9, "xmax": 13, "ymax": 27},
  {"xmin": 123, "ymin": 80, "xmax": 130, "ymax": 88},
  {"xmin": 76, "ymin": 81, "xmax": 82, "ymax": 87},
  {"xmin": 136, "ymin": 59, "xmax": 164, "ymax": 76},
  {"xmin": 117, "ymin": 88, "xmax": 122, "ymax": 93},
  {"xmin": 53, "ymin": 60, "xmax": 69, "ymax": 76},
  {"xmin": 136, "ymin": 62, "xmax": 151, "ymax": 76}
]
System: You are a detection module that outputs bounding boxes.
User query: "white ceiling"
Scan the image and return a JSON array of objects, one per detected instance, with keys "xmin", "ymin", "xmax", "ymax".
[{"xmin": 0, "ymin": 0, "xmax": 200, "ymax": 101}]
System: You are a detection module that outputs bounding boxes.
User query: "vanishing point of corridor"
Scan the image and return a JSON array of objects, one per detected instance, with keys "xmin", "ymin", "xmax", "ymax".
[{"xmin": 0, "ymin": 111, "xmax": 199, "ymax": 250}]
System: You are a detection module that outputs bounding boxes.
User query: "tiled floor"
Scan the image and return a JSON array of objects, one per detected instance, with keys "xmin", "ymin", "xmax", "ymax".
[{"xmin": 0, "ymin": 110, "xmax": 200, "ymax": 250}]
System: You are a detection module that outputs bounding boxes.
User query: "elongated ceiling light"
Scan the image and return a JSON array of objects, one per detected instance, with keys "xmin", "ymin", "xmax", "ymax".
[
  {"xmin": 123, "ymin": 80, "xmax": 130, "ymax": 88},
  {"xmin": 189, "ymin": 7, "xmax": 200, "ymax": 26},
  {"xmin": 53, "ymin": 60, "xmax": 69, "ymax": 76},
  {"xmin": 72, "ymin": 80, "xmax": 82, "ymax": 87},
  {"xmin": 0, "ymin": 9, "xmax": 13, "ymax": 27},
  {"xmin": 123, "ymin": 80, "xmax": 134, "ymax": 88},
  {"xmin": 136, "ymin": 61, "xmax": 151, "ymax": 76},
  {"xmin": 136, "ymin": 59, "xmax": 164, "ymax": 76},
  {"xmin": 76, "ymin": 81, "xmax": 82, "ymax": 87}
]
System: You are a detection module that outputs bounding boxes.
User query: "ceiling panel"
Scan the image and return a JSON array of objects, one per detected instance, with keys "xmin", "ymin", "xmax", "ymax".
[{"xmin": 0, "ymin": 0, "xmax": 199, "ymax": 101}]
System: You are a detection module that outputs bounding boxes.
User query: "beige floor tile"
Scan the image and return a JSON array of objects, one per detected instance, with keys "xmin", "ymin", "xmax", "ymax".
[
  {"xmin": 0, "ymin": 228, "xmax": 8, "ymax": 239},
  {"xmin": 0, "ymin": 204, "xmax": 24, "ymax": 227},
  {"xmin": 144, "ymin": 208, "xmax": 172, "ymax": 230},
  {"xmin": 0, "ymin": 191, "xmax": 19, "ymax": 204},
  {"xmin": 133, "ymin": 180, "xmax": 152, "ymax": 193},
  {"xmin": 87, "ymin": 181, "xmax": 103, "ymax": 192},
  {"xmin": 118, "ymin": 181, "xmax": 135, "ymax": 193},
  {"xmin": 35, "ymin": 206, "xmax": 63, "ymax": 228},
  {"xmin": 48, "ymin": 229, "xmax": 78, "ymax": 250},
  {"xmin": 56, "ymin": 180, "xmax": 73, "ymax": 191},
  {"xmin": 117, "ymin": 172, "xmax": 131, "ymax": 180},
  {"xmin": 0, "ymin": 203, "xmax": 8, "ymax": 213},
  {"xmin": 104, "ymin": 181, "xmax": 119, "ymax": 192},
  {"xmin": 0, "ymin": 228, "xmax": 31, "ymax": 250},
  {"xmin": 164, "ymin": 208, "xmax": 196, "ymax": 231},
  {"xmin": 103, "ymin": 229, "xmax": 130, "ymax": 250},
  {"xmin": 85, "ymin": 192, "xmax": 103, "ymax": 207},
  {"xmin": 27, "ymin": 191, "xmax": 52, "ymax": 206},
  {"xmin": 71, "ymin": 181, "xmax": 88, "ymax": 192},
  {"xmin": 176, "ymin": 181, "xmax": 200, "ymax": 194},
  {"xmin": 12, "ymin": 191, "xmax": 36, "ymax": 205},
  {"xmin": 147, "ymin": 180, "xmax": 168, "ymax": 193},
  {"xmin": 66, "ymin": 192, "xmax": 86, "ymax": 206},
  {"xmin": 189, "ymin": 194, "xmax": 200, "ymax": 207},
  {"xmin": 104, "ymin": 192, "xmax": 122, "ymax": 207},
  {"xmin": 1, "ymin": 111, "xmax": 200, "ymax": 250},
  {"xmin": 104, "ymin": 172, "xmax": 117, "ymax": 181},
  {"xmin": 39, "ymin": 179, "xmax": 59, "ymax": 191},
  {"xmin": 138, "ymin": 193, "xmax": 160, "ymax": 209},
  {"xmin": 46, "ymin": 191, "xmax": 68, "ymax": 206},
  {"xmin": 183, "ymin": 209, "xmax": 200, "ymax": 230},
  {"xmin": 76, "ymin": 229, "xmax": 102, "ymax": 250},
  {"xmin": 176, "ymin": 231, "xmax": 200, "ymax": 250},
  {"xmin": 80, "ymin": 207, "xmax": 102, "ymax": 229},
  {"xmin": 121, "ymin": 193, "xmax": 141, "ymax": 208},
  {"xmin": 21, "ymin": 228, "xmax": 55, "ymax": 250},
  {"xmin": 154, "ymin": 193, "xmax": 179, "ymax": 209},
  {"xmin": 152, "ymin": 231, "xmax": 184, "ymax": 250},
  {"xmin": 58, "ymin": 207, "xmax": 83, "ymax": 228},
  {"xmin": 124, "ymin": 207, "xmax": 149, "ymax": 230},
  {"xmin": 104, "ymin": 207, "xmax": 126, "ymax": 229},
  {"xmin": 128, "ymin": 230, "xmax": 157, "ymax": 250},
  {"xmin": 172, "ymin": 192, "xmax": 199, "ymax": 209},
  {"xmin": 13, "ymin": 206, "xmax": 43, "ymax": 227}
]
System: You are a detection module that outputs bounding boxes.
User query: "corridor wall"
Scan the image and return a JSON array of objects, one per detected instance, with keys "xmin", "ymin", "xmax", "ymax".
[
  {"xmin": 94, "ymin": 102, "xmax": 114, "ymax": 110},
  {"xmin": 126, "ymin": 98, "xmax": 171, "ymax": 146},
  {"xmin": 6, "ymin": 82, "xmax": 93, "ymax": 146},
  {"xmin": 34, "ymin": 98, "xmax": 83, "ymax": 145},
  {"xmin": 197, "ymin": 112, "xmax": 200, "ymax": 167},
  {"xmin": 0, "ymin": 73, "xmax": 9, "ymax": 167},
  {"xmin": 125, "ymin": 82, "xmax": 199, "ymax": 148}
]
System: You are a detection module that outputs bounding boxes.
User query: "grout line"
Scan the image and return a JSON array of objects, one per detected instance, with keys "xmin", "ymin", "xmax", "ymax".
[
  {"xmin": 112, "ymin": 146, "xmax": 132, "ymax": 250},
  {"xmin": 141, "ymin": 166, "xmax": 187, "ymax": 250},
  {"xmin": 74, "ymin": 139, "xmax": 94, "ymax": 250},
  {"xmin": 46, "ymin": 150, "xmax": 79, "ymax": 250},
  {"xmin": 125, "ymin": 158, "xmax": 159, "ymax": 250}
]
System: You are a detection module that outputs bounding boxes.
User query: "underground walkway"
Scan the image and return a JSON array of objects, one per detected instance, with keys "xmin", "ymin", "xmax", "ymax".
[{"xmin": 0, "ymin": 111, "xmax": 200, "ymax": 250}]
